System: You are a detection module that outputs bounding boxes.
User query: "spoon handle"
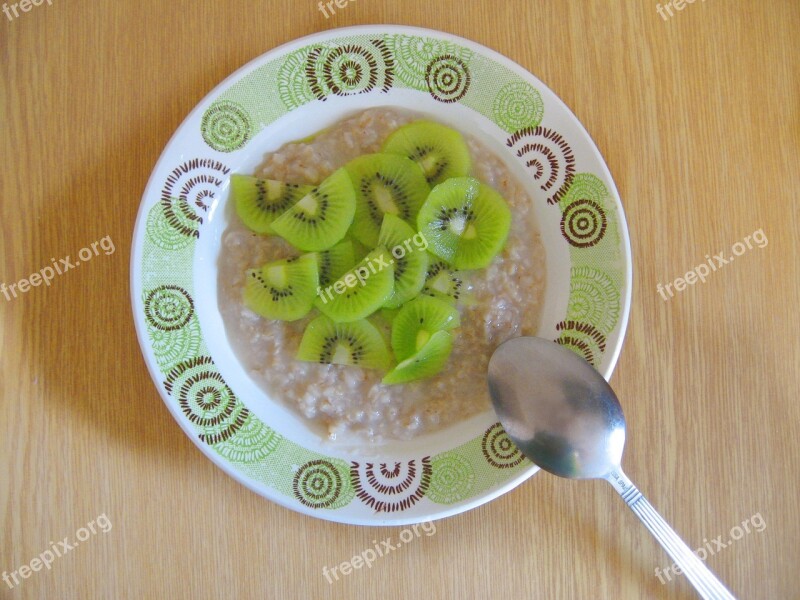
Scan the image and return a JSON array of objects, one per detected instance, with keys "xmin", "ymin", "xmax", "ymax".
[{"xmin": 606, "ymin": 468, "xmax": 736, "ymax": 600}]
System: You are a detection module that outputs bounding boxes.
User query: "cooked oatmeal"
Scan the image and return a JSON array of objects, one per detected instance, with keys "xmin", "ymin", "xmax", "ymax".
[{"xmin": 218, "ymin": 108, "xmax": 546, "ymax": 441}]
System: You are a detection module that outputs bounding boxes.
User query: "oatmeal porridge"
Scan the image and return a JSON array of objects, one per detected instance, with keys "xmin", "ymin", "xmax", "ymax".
[{"xmin": 218, "ymin": 107, "xmax": 546, "ymax": 441}]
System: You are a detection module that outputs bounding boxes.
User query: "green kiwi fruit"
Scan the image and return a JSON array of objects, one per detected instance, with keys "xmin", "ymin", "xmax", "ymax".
[
  {"xmin": 382, "ymin": 121, "xmax": 471, "ymax": 187},
  {"xmin": 243, "ymin": 254, "xmax": 318, "ymax": 321},
  {"xmin": 390, "ymin": 296, "xmax": 460, "ymax": 361},
  {"xmin": 270, "ymin": 168, "xmax": 356, "ymax": 252},
  {"xmin": 378, "ymin": 307, "xmax": 400, "ymax": 324},
  {"xmin": 316, "ymin": 240, "xmax": 356, "ymax": 288},
  {"xmin": 421, "ymin": 256, "xmax": 465, "ymax": 304},
  {"xmin": 315, "ymin": 247, "xmax": 395, "ymax": 322},
  {"xmin": 296, "ymin": 315, "xmax": 391, "ymax": 370},
  {"xmin": 417, "ymin": 177, "xmax": 512, "ymax": 269},
  {"xmin": 231, "ymin": 175, "xmax": 314, "ymax": 235},
  {"xmin": 344, "ymin": 153, "xmax": 430, "ymax": 247},
  {"xmin": 347, "ymin": 237, "xmax": 371, "ymax": 262},
  {"xmin": 382, "ymin": 330, "xmax": 454, "ymax": 385},
  {"xmin": 377, "ymin": 214, "xmax": 429, "ymax": 308}
]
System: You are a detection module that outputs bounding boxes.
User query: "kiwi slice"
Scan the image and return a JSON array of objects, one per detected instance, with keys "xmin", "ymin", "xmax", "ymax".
[
  {"xmin": 382, "ymin": 330, "xmax": 454, "ymax": 385},
  {"xmin": 344, "ymin": 153, "xmax": 430, "ymax": 247},
  {"xmin": 382, "ymin": 121, "xmax": 471, "ymax": 187},
  {"xmin": 417, "ymin": 177, "xmax": 512, "ymax": 270},
  {"xmin": 243, "ymin": 254, "xmax": 318, "ymax": 321},
  {"xmin": 421, "ymin": 256, "xmax": 464, "ymax": 304},
  {"xmin": 315, "ymin": 247, "xmax": 395, "ymax": 322},
  {"xmin": 316, "ymin": 240, "xmax": 356, "ymax": 288},
  {"xmin": 231, "ymin": 175, "xmax": 313, "ymax": 235},
  {"xmin": 270, "ymin": 168, "xmax": 356, "ymax": 252},
  {"xmin": 377, "ymin": 214, "xmax": 429, "ymax": 308},
  {"xmin": 390, "ymin": 295, "xmax": 460, "ymax": 361},
  {"xmin": 297, "ymin": 315, "xmax": 391, "ymax": 370},
  {"xmin": 347, "ymin": 237, "xmax": 371, "ymax": 263},
  {"xmin": 378, "ymin": 307, "xmax": 400, "ymax": 324}
]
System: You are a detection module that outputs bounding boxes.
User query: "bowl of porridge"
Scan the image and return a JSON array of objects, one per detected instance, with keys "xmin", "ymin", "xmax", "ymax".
[{"xmin": 131, "ymin": 25, "xmax": 632, "ymax": 525}]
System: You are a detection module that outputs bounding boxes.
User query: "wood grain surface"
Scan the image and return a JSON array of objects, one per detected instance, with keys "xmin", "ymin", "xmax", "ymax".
[{"xmin": 1, "ymin": 1, "xmax": 798, "ymax": 598}]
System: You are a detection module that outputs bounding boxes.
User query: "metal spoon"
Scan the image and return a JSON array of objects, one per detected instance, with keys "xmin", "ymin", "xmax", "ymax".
[{"xmin": 487, "ymin": 336, "xmax": 735, "ymax": 599}]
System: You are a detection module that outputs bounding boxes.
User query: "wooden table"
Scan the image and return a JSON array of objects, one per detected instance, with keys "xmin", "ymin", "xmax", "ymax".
[{"xmin": 2, "ymin": 1, "xmax": 798, "ymax": 598}]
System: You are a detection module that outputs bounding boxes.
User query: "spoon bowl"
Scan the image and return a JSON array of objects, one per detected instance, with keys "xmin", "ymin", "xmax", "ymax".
[
  {"xmin": 488, "ymin": 336, "xmax": 735, "ymax": 600},
  {"xmin": 488, "ymin": 336, "xmax": 625, "ymax": 480}
]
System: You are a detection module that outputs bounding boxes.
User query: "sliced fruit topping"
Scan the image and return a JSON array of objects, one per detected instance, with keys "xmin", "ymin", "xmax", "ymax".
[
  {"xmin": 382, "ymin": 330, "xmax": 454, "ymax": 385},
  {"xmin": 231, "ymin": 174, "xmax": 314, "ymax": 235},
  {"xmin": 297, "ymin": 315, "xmax": 391, "ymax": 370},
  {"xmin": 378, "ymin": 307, "xmax": 400, "ymax": 324},
  {"xmin": 344, "ymin": 153, "xmax": 430, "ymax": 247},
  {"xmin": 377, "ymin": 214, "xmax": 429, "ymax": 309},
  {"xmin": 390, "ymin": 296, "xmax": 460, "ymax": 361},
  {"xmin": 316, "ymin": 239, "xmax": 356, "ymax": 288},
  {"xmin": 243, "ymin": 254, "xmax": 318, "ymax": 321},
  {"xmin": 270, "ymin": 168, "xmax": 356, "ymax": 252},
  {"xmin": 315, "ymin": 247, "xmax": 395, "ymax": 323},
  {"xmin": 382, "ymin": 121, "xmax": 471, "ymax": 187},
  {"xmin": 421, "ymin": 256, "xmax": 464, "ymax": 304},
  {"xmin": 417, "ymin": 177, "xmax": 511, "ymax": 269}
]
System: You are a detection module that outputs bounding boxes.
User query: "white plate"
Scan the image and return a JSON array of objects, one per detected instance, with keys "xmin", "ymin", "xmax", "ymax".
[{"xmin": 131, "ymin": 25, "xmax": 632, "ymax": 525}]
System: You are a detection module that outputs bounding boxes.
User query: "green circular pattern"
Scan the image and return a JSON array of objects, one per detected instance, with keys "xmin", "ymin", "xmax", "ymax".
[
  {"xmin": 558, "ymin": 173, "xmax": 609, "ymax": 211},
  {"xmin": 427, "ymin": 454, "xmax": 476, "ymax": 504},
  {"xmin": 293, "ymin": 460, "xmax": 344, "ymax": 509},
  {"xmin": 388, "ymin": 35, "xmax": 469, "ymax": 88},
  {"xmin": 278, "ymin": 49, "xmax": 316, "ymax": 110},
  {"xmin": 149, "ymin": 320, "xmax": 202, "ymax": 373},
  {"xmin": 201, "ymin": 100, "xmax": 253, "ymax": 152},
  {"xmin": 493, "ymin": 82, "xmax": 544, "ymax": 133},
  {"xmin": 215, "ymin": 413, "xmax": 282, "ymax": 463},
  {"xmin": 145, "ymin": 203, "xmax": 193, "ymax": 251},
  {"xmin": 568, "ymin": 267, "xmax": 620, "ymax": 334}
]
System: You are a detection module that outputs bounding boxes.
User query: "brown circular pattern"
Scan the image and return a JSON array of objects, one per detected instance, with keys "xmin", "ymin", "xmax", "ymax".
[
  {"xmin": 425, "ymin": 54, "xmax": 471, "ymax": 103},
  {"xmin": 164, "ymin": 356, "xmax": 248, "ymax": 444},
  {"xmin": 506, "ymin": 126, "xmax": 576, "ymax": 205},
  {"xmin": 144, "ymin": 285, "xmax": 194, "ymax": 332},
  {"xmin": 160, "ymin": 158, "xmax": 231, "ymax": 239},
  {"xmin": 560, "ymin": 198, "xmax": 607, "ymax": 248},
  {"xmin": 555, "ymin": 320, "xmax": 607, "ymax": 367},
  {"xmin": 306, "ymin": 40, "xmax": 394, "ymax": 102},
  {"xmin": 350, "ymin": 458, "xmax": 431, "ymax": 513},
  {"xmin": 293, "ymin": 460, "xmax": 343, "ymax": 509},
  {"xmin": 481, "ymin": 423, "xmax": 525, "ymax": 469},
  {"xmin": 324, "ymin": 45, "xmax": 378, "ymax": 96}
]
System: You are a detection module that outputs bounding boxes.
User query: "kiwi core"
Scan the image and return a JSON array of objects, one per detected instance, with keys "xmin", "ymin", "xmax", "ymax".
[{"xmin": 296, "ymin": 194, "xmax": 319, "ymax": 216}]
